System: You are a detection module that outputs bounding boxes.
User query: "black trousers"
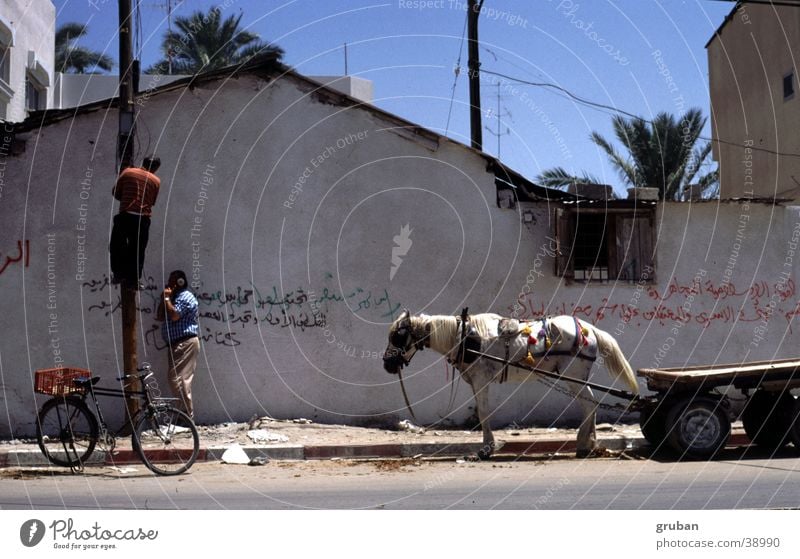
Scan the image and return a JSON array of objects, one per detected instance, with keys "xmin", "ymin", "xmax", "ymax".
[{"xmin": 109, "ymin": 212, "xmax": 150, "ymax": 282}]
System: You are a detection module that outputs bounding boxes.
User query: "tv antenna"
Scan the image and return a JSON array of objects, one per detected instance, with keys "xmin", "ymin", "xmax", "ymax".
[
  {"xmin": 484, "ymin": 81, "xmax": 513, "ymax": 158},
  {"xmin": 146, "ymin": 0, "xmax": 185, "ymax": 74}
]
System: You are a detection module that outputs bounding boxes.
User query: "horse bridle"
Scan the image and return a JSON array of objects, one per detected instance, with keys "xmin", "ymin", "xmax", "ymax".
[
  {"xmin": 385, "ymin": 312, "xmax": 431, "ymax": 422},
  {"xmin": 386, "ymin": 314, "xmax": 429, "ymax": 368}
]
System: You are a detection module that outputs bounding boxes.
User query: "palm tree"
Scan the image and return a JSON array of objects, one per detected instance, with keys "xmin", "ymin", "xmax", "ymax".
[
  {"xmin": 538, "ymin": 109, "xmax": 718, "ymax": 200},
  {"xmin": 55, "ymin": 23, "xmax": 114, "ymax": 74},
  {"xmin": 147, "ymin": 8, "xmax": 284, "ymax": 75}
]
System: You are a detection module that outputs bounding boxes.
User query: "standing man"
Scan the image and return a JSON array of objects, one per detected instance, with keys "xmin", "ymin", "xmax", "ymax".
[
  {"xmin": 157, "ymin": 270, "xmax": 200, "ymax": 419},
  {"xmin": 109, "ymin": 155, "xmax": 161, "ymax": 288}
]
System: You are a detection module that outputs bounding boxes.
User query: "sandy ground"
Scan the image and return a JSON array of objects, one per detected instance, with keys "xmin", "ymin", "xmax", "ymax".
[{"xmin": 194, "ymin": 416, "xmax": 645, "ymax": 447}]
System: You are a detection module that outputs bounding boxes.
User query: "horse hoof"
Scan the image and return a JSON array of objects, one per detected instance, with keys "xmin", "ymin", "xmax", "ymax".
[
  {"xmin": 477, "ymin": 443, "xmax": 495, "ymax": 460},
  {"xmin": 576, "ymin": 447, "xmax": 606, "ymax": 458}
]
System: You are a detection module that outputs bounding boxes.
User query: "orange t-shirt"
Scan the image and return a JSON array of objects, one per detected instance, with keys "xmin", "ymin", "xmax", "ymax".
[{"xmin": 113, "ymin": 167, "xmax": 161, "ymax": 216}]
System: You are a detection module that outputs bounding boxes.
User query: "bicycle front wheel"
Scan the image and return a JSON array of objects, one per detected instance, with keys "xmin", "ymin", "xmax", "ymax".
[
  {"xmin": 132, "ymin": 407, "xmax": 199, "ymax": 475},
  {"xmin": 36, "ymin": 397, "xmax": 98, "ymax": 468}
]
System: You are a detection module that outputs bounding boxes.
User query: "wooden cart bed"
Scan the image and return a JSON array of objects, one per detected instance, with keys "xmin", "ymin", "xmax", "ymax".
[{"xmin": 637, "ymin": 358, "xmax": 800, "ymax": 392}]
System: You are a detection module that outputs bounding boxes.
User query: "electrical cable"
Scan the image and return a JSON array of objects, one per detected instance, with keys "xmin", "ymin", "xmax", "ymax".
[
  {"xmin": 481, "ymin": 68, "xmax": 800, "ymax": 159},
  {"xmin": 445, "ymin": 11, "xmax": 469, "ymax": 135}
]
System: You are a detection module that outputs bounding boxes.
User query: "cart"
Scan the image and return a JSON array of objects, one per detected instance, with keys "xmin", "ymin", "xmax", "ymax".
[
  {"xmin": 469, "ymin": 349, "xmax": 800, "ymax": 459},
  {"xmin": 637, "ymin": 358, "xmax": 800, "ymax": 458}
]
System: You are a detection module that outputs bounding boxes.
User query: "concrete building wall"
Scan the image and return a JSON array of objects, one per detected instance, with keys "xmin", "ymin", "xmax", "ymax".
[
  {"xmin": 0, "ymin": 0, "xmax": 55, "ymax": 122},
  {"xmin": 708, "ymin": 4, "xmax": 800, "ymax": 198},
  {"xmin": 1, "ymin": 71, "xmax": 799, "ymax": 438}
]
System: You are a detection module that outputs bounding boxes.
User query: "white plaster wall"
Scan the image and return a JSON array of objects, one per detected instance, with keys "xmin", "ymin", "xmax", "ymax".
[
  {"xmin": 1, "ymin": 71, "xmax": 799, "ymax": 438},
  {"xmin": 0, "ymin": 0, "xmax": 55, "ymax": 121}
]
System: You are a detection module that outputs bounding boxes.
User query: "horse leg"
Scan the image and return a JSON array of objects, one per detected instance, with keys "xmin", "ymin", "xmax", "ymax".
[
  {"xmin": 574, "ymin": 385, "xmax": 598, "ymax": 458},
  {"xmin": 565, "ymin": 362, "xmax": 598, "ymax": 458},
  {"xmin": 467, "ymin": 373, "xmax": 496, "ymax": 459}
]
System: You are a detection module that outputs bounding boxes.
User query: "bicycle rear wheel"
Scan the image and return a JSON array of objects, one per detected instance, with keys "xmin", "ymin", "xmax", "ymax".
[
  {"xmin": 36, "ymin": 397, "xmax": 98, "ymax": 468},
  {"xmin": 132, "ymin": 407, "xmax": 199, "ymax": 475}
]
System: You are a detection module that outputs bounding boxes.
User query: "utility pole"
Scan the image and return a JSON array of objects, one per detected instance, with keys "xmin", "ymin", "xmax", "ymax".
[
  {"xmin": 467, "ymin": 0, "xmax": 484, "ymax": 151},
  {"xmin": 118, "ymin": 0, "xmax": 140, "ymax": 425}
]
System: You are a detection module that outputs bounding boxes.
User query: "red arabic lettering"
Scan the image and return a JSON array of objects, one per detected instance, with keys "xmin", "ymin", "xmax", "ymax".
[{"xmin": 0, "ymin": 240, "xmax": 29, "ymax": 276}]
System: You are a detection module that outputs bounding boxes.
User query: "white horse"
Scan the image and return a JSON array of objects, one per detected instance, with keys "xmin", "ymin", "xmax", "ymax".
[{"xmin": 383, "ymin": 311, "xmax": 639, "ymax": 458}]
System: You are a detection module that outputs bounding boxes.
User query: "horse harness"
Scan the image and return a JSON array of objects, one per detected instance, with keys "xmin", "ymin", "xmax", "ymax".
[{"xmin": 450, "ymin": 313, "xmax": 597, "ymax": 384}]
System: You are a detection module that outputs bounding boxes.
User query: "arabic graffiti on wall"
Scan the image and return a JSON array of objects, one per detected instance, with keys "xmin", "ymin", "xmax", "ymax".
[
  {"xmin": 81, "ymin": 274, "xmax": 401, "ymax": 348},
  {"xmin": 508, "ymin": 276, "xmax": 799, "ymax": 330},
  {"xmin": 0, "ymin": 240, "xmax": 30, "ymax": 276}
]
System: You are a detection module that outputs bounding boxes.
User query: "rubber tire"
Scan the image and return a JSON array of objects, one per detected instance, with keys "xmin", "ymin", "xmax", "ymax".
[
  {"xmin": 132, "ymin": 407, "xmax": 199, "ymax": 476},
  {"xmin": 666, "ymin": 396, "xmax": 731, "ymax": 459},
  {"xmin": 36, "ymin": 397, "xmax": 98, "ymax": 468},
  {"xmin": 742, "ymin": 391, "xmax": 794, "ymax": 449},
  {"xmin": 639, "ymin": 403, "xmax": 671, "ymax": 448},
  {"xmin": 788, "ymin": 396, "xmax": 800, "ymax": 451}
]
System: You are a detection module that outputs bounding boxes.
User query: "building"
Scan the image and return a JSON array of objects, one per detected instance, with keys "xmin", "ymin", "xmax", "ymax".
[
  {"xmin": 1, "ymin": 57, "xmax": 799, "ymax": 438},
  {"xmin": 53, "ymin": 72, "xmax": 373, "ymax": 109},
  {"xmin": 707, "ymin": 2, "xmax": 800, "ymax": 199},
  {"xmin": 0, "ymin": 0, "xmax": 55, "ymax": 122}
]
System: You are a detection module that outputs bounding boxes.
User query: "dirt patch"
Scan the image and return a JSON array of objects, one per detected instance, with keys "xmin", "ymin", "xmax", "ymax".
[{"xmin": 372, "ymin": 458, "xmax": 422, "ymax": 472}]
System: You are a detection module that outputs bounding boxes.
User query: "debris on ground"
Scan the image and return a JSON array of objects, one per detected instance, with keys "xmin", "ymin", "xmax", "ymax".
[
  {"xmin": 372, "ymin": 458, "xmax": 421, "ymax": 471},
  {"xmin": 107, "ymin": 466, "xmax": 138, "ymax": 474},
  {"xmin": 246, "ymin": 429, "xmax": 289, "ymax": 443},
  {"xmin": 397, "ymin": 420, "xmax": 425, "ymax": 434},
  {"xmin": 221, "ymin": 443, "xmax": 251, "ymax": 465},
  {"xmin": 248, "ymin": 457, "xmax": 269, "ymax": 466}
]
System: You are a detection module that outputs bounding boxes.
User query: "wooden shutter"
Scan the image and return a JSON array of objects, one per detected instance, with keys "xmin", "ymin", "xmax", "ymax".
[
  {"xmin": 554, "ymin": 207, "xmax": 574, "ymax": 279},
  {"xmin": 615, "ymin": 210, "xmax": 655, "ymax": 282}
]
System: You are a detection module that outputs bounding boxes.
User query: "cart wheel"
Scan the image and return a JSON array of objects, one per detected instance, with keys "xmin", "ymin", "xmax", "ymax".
[
  {"xmin": 639, "ymin": 403, "xmax": 670, "ymax": 448},
  {"xmin": 666, "ymin": 396, "xmax": 730, "ymax": 459},
  {"xmin": 788, "ymin": 397, "xmax": 800, "ymax": 451},
  {"xmin": 742, "ymin": 391, "xmax": 793, "ymax": 449}
]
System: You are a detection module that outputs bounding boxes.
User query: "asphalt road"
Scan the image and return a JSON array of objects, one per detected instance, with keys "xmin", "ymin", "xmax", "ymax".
[{"xmin": 1, "ymin": 448, "xmax": 799, "ymax": 510}]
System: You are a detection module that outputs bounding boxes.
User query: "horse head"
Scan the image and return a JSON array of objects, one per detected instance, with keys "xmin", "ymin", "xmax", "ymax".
[{"xmin": 382, "ymin": 309, "xmax": 423, "ymax": 374}]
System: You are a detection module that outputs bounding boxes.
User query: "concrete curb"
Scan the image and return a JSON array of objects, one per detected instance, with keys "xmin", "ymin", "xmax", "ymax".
[{"xmin": 0, "ymin": 433, "xmax": 752, "ymax": 468}]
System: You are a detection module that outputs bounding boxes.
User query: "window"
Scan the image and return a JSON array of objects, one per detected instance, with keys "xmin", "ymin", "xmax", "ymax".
[
  {"xmin": 554, "ymin": 204, "xmax": 656, "ymax": 283},
  {"xmin": 784, "ymin": 71, "xmax": 795, "ymax": 100},
  {"xmin": 25, "ymin": 76, "xmax": 43, "ymax": 111}
]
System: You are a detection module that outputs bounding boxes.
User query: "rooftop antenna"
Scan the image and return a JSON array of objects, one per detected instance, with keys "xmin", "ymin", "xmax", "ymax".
[
  {"xmin": 146, "ymin": 0, "xmax": 184, "ymax": 74},
  {"xmin": 484, "ymin": 81, "xmax": 513, "ymax": 158}
]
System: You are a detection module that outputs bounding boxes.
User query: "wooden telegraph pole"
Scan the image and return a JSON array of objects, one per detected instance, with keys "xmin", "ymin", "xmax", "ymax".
[
  {"xmin": 118, "ymin": 0, "xmax": 139, "ymax": 424},
  {"xmin": 467, "ymin": 0, "xmax": 484, "ymax": 151}
]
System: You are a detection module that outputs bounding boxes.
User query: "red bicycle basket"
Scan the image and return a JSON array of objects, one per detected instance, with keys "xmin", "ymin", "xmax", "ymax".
[{"xmin": 34, "ymin": 367, "xmax": 91, "ymax": 396}]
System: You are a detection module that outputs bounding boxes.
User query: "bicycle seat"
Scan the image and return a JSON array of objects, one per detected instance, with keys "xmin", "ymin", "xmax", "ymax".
[{"xmin": 73, "ymin": 376, "xmax": 101, "ymax": 388}]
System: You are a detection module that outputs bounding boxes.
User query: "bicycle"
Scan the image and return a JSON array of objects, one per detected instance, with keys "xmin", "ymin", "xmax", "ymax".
[{"xmin": 34, "ymin": 364, "xmax": 200, "ymax": 476}]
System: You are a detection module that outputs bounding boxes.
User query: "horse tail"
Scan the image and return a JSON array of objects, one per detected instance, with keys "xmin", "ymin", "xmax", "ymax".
[{"xmin": 586, "ymin": 324, "xmax": 639, "ymax": 394}]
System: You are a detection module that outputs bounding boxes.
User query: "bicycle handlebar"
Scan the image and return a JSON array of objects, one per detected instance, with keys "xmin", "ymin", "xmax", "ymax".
[{"xmin": 117, "ymin": 370, "xmax": 154, "ymax": 382}]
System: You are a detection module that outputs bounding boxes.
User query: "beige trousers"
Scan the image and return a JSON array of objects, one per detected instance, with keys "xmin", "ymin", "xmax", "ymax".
[{"xmin": 167, "ymin": 337, "xmax": 200, "ymax": 419}]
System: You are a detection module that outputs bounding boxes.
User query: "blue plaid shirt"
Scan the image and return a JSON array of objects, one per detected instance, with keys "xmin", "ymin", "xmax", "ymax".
[{"xmin": 161, "ymin": 289, "xmax": 199, "ymax": 344}]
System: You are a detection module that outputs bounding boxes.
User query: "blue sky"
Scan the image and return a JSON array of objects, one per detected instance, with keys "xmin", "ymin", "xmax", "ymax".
[{"xmin": 53, "ymin": 0, "xmax": 735, "ymax": 194}]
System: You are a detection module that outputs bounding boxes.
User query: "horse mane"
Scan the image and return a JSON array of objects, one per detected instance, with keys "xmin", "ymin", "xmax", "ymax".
[
  {"xmin": 419, "ymin": 315, "xmax": 459, "ymax": 355},
  {"xmin": 417, "ymin": 313, "xmax": 499, "ymax": 356}
]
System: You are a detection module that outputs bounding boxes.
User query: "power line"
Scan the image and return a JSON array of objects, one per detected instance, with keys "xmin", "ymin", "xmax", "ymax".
[
  {"xmin": 480, "ymin": 68, "xmax": 800, "ymax": 159},
  {"xmin": 445, "ymin": 11, "xmax": 469, "ymax": 135},
  {"xmin": 710, "ymin": 0, "xmax": 800, "ymax": 7}
]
